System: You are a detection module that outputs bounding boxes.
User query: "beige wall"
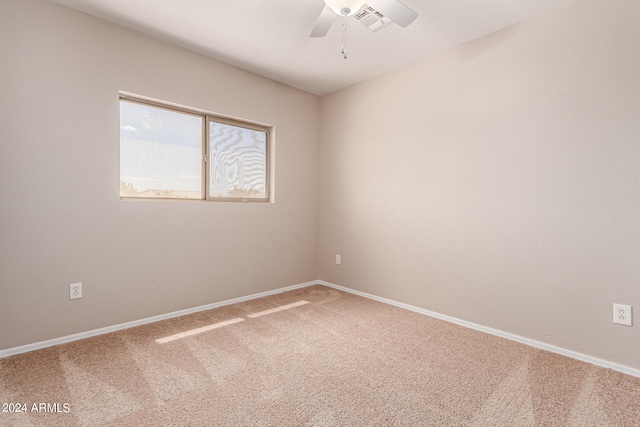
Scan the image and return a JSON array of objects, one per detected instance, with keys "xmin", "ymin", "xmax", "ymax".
[
  {"xmin": 318, "ymin": 0, "xmax": 640, "ymax": 369},
  {"xmin": 0, "ymin": 0, "xmax": 320, "ymax": 349},
  {"xmin": 2, "ymin": 0, "xmax": 639, "ymax": 372}
]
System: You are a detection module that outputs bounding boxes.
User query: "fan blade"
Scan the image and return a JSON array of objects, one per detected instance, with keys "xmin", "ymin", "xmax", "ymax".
[
  {"xmin": 310, "ymin": 5, "xmax": 336, "ymax": 37},
  {"xmin": 366, "ymin": 0, "xmax": 417, "ymax": 27}
]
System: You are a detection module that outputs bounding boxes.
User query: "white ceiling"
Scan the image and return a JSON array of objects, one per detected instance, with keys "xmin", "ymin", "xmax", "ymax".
[{"xmin": 48, "ymin": 0, "xmax": 580, "ymax": 96}]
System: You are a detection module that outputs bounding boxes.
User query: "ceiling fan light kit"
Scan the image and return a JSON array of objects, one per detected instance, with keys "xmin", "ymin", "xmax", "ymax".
[
  {"xmin": 311, "ymin": 0, "xmax": 418, "ymax": 59},
  {"xmin": 324, "ymin": 0, "xmax": 367, "ymax": 16}
]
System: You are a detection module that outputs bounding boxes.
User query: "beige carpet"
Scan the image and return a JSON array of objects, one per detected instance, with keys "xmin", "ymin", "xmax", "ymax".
[{"xmin": 1, "ymin": 285, "xmax": 639, "ymax": 426}]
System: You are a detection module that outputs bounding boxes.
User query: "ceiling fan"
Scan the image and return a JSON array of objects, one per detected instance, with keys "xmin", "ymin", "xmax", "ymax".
[{"xmin": 310, "ymin": 0, "xmax": 418, "ymax": 58}]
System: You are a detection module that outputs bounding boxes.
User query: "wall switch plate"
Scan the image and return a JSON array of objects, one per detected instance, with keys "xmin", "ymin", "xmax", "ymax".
[
  {"xmin": 70, "ymin": 283, "xmax": 82, "ymax": 300},
  {"xmin": 613, "ymin": 303, "xmax": 632, "ymax": 326},
  {"xmin": 335, "ymin": 254, "xmax": 341, "ymax": 265}
]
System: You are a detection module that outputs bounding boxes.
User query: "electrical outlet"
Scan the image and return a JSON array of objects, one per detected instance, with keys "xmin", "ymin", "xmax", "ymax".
[
  {"xmin": 613, "ymin": 303, "xmax": 632, "ymax": 326},
  {"xmin": 335, "ymin": 254, "xmax": 341, "ymax": 265},
  {"xmin": 70, "ymin": 283, "xmax": 82, "ymax": 300}
]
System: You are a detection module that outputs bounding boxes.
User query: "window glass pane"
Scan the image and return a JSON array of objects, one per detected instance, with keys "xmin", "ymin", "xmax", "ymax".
[
  {"xmin": 120, "ymin": 101, "xmax": 203, "ymax": 199},
  {"xmin": 209, "ymin": 121, "xmax": 267, "ymax": 199}
]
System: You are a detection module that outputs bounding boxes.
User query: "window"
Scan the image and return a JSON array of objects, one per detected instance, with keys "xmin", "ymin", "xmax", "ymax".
[
  {"xmin": 119, "ymin": 95, "xmax": 270, "ymax": 202},
  {"xmin": 209, "ymin": 121, "xmax": 268, "ymax": 200}
]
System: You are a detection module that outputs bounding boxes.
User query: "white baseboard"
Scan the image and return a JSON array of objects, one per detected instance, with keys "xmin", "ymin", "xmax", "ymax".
[
  {"xmin": 3, "ymin": 279, "xmax": 639, "ymax": 379},
  {"xmin": 316, "ymin": 280, "xmax": 640, "ymax": 379},
  {"xmin": 0, "ymin": 281, "xmax": 315, "ymax": 359}
]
